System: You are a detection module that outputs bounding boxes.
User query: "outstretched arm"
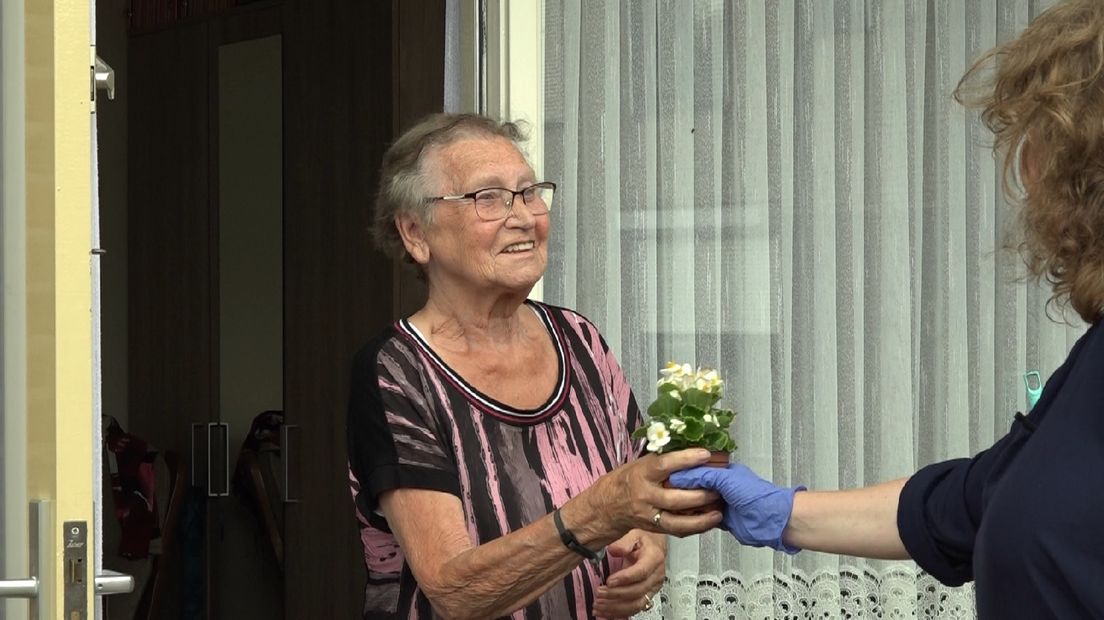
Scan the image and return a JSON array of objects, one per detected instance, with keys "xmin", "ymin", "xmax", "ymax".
[
  {"xmin": 784, "ymin": 478, "xmax": 909, "ymax": 559},
  {"xmin": 669, "ymin": 464, "xmax": 910, "ymax": 560}
]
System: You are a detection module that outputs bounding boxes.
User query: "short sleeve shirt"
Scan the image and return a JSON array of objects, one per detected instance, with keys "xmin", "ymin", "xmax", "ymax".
[{"xmin": 347, "ymin": 301, "xmax": 643, "ymax": 619}]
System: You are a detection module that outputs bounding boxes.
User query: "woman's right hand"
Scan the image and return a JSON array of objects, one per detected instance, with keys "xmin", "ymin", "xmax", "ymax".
[{"xmin": 586, "ymin": 449, "xmax": 724, "ymax": 538}]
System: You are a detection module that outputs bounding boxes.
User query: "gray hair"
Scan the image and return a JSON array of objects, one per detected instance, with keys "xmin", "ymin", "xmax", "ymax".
[{"xmin": 372, "ymin": 113, "xmax": 528, "ymax": 264}]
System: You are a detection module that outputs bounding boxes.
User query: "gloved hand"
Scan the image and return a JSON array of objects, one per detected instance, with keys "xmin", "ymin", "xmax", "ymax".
[{"xmin": 668, "ymin": 463, "xmax": 804, "ymax": 554}]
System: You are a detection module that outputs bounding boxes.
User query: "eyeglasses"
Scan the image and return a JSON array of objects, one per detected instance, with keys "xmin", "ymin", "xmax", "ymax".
[{"xmin": 425, "ymin": 181, "xmax": 557, "ymax": 222}]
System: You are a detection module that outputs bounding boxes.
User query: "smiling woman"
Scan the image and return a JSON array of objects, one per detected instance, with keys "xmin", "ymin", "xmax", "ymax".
[
  {"xmin": 346, "ymin": 113, "xmax": 724, "ymax": 619},
  {"xmin": 399, "ymin": 133, "xmax": 551, "ymax": 298}
]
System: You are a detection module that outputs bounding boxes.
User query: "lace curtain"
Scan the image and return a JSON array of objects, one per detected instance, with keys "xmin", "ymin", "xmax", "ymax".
[{"xmin": 540, "ymin": 1, "xmax": 1077, "ymax": 618}]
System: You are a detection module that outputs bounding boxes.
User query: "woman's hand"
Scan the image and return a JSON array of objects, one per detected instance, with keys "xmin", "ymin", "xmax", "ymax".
[
  {"xmin": 592, "ymin": 530, "xmax": 666, "ymax": 619},
  {"xmin": 579, "ymin": 449, "xmax": 723, "ymax": 539}
]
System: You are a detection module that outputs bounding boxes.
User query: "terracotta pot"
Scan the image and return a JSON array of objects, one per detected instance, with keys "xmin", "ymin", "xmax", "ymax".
[
  {"xmin": 703, "ymin": 450, "xmax": 731, "ymax": 468},
  {"xmin": 663, "ymin": 451, "xmax": 730, "ymax": 487}
]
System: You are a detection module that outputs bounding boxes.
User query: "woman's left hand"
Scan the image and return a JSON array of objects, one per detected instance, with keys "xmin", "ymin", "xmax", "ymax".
[{"xmin": 592, "ymin": 530, "xmax": 666, "ymax": 619}]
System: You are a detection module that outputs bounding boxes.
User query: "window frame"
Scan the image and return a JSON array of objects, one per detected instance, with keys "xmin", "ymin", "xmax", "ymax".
[{"xmin": 472, "ymin": 0, "xmax": 546, "ymax": 300}]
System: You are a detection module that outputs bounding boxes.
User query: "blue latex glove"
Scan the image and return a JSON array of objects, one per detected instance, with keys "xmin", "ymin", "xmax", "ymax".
[{"xmin": 668, "ymin": 463, "xmax": 805, "ymax": 554}]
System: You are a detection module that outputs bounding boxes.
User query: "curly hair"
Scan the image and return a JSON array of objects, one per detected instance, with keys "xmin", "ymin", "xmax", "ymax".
[
  {"xmin": 372, "ymin": 113, "xmax": 527, "ymax": 264},
  {"xmin": 955, "ymin": 0, "xmax": 1104, "ymax": 324}
]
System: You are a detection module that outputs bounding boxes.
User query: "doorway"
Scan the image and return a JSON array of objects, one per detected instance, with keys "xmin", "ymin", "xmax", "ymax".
[{"xmin": 95, "ymin": 1, "xmax": 443, "ymax": 617}]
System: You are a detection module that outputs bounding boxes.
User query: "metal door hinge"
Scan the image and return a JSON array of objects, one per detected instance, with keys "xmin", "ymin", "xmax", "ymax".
[{"xmin": 91, "ymin": 47, "xmax": 116, "ymax": 113}]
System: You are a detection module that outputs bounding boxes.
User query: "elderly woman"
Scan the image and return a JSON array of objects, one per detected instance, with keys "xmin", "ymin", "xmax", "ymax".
[
  {"xmin": 347, "ymin": 113, "xmax": 722, "ymax": 619},
  {"xmin": 672, "ymin": 1, "xmax": 1104, "ymax": 618}
]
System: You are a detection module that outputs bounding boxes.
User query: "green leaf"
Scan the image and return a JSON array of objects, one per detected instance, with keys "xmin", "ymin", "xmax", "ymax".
[
  {"xmin": 679, "ymin": 404, "xmax": 705, "ymax": 419},
  {"xmin": 631, "ymin": 426, "xmax": 649, "ymax": 440},
  {"xmin": 682, "ymin": 388, "xmax": 717, "ymax": 410},
  {"xmin": 681, "ymin": 416, "xmax": 705, "ymax": 441},
  {"xmin": 647, "ymin": 392, "xmax": 681, "ymax": 418},
  {"xmin": 705, "ymin": 431, "xmax": 731, "ymax": 451},
  {"xmin": 713, "ymin": 408, "xmax": 736, "ymax": 429},
  {"xmin": 657, "ymin": 382, "xmax": 680, "ymax": 396}
]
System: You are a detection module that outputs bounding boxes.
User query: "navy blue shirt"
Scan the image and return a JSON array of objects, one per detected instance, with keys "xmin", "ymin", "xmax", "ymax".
[{"xmin": 898, "ymin": 321, "xmax": 1104, "ymax": 619}]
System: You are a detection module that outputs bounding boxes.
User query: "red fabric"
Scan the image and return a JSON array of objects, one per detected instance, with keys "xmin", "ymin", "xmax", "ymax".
[{"xmin": 105, "ymin": 419, "xmax": 160, "ymax": 558}]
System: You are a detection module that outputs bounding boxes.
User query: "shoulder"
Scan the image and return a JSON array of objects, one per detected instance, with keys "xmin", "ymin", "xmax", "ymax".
[
  {"xmin": 349, "ymin": 324, "xmax": 431, "ymax": 401},
  {"xmin": 351, "ymin": 324, "xmax": 417, "ymax": 373},
  {"xmin": 530, "ymin": 300, "xmax": 606, "ymax": 343},
  {"xmin": 1071, "ymin": 320, "xmax": 1104, "ymax": 368}
]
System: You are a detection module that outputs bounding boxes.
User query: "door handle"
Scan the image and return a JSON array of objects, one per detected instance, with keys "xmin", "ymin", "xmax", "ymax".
[
  {"xmin": 0, "ymin": 501, "xmax": 50, "ymax": 619},
  {"xmin": 94, "ymin": 570, "xmax": 134, "ymax": 596},
  {"xmin": 0, "ymin": 577, "xmax": 37, "ymax": 598},
  {"xmin": 209, "ymin": 422, "xmax": 230, "ymax": 497},
  {"xmin": 0, "ymin": 504, "xmax": 132, "ymax": 611},
  {"xmin": 191, "ymin": 422, "xmax": 230, "ymax": 496},
  {"xmin": 281, "ymin": 424, "xmax": 299, "ymax": 503}
]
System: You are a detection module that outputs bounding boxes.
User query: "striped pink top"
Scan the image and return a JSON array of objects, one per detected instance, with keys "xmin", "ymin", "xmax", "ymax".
[{"xmin": 347, "ymin": 301, "xmax": 643, "ymax": 619}]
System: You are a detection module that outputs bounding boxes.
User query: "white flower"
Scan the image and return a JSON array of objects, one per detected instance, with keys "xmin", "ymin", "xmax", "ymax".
[
  {"xmin": 669, "ymin": 418, "xmax": 687, "ymax": 433},
  {"xmin": 703, "ymin": 413, "xmax": 717, "ymax": 426},
  {"xmin": 645, "ymin": 422, "xmax": 672, "ymax": 452},
  {"xmin": 659, "ymin": 361, "xmax": 697, "ymax": 391},
  {"xmin": 694, "ymin": 368, "xmax": 724, "ymax": 394},
  {"xmin": 659, "ymin": 361, "xmax": 682, "ymax": 378}
]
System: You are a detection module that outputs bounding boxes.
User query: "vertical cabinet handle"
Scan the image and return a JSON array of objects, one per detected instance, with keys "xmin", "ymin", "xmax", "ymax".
[
  {"xmin": 281, "ymin": 424, "xmax": 299, "ymax": 503},
  {"xmin": 190, "ymin": 422, "xmax": 230, "ymax": 496},
  {"xmin": 208, "ymin": 422, "xmax": 230, "ymax": 497},
  {"xmin": 190, "ymin": 422, "xmax": 203, "ymax": 487}
]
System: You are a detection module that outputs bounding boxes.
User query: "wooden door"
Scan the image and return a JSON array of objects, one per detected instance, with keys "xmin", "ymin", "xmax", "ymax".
[
  {"xmin": 281, "ymin": 0, "xmax": 396, "ymax": 616},
  {"xmin": 128, "ymin": 21, "xmax": 214, "ymax": 474},
  {"xmin": 127, "ymin": 18, "xmax": 216, "ymax": 619}
]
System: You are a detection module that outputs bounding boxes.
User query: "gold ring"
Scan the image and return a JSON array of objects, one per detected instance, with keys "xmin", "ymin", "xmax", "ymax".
[
  {"xmin": 651, "ymin": 510, "xmax": 663, "ymax": 527},
  {"xmin": 643, "ymin": 593, "xmax": 653, "ymax": 611}
]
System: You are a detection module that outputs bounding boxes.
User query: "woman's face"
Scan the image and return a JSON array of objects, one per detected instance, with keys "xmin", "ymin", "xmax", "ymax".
[{"xmin": 414, "ymin": 136, "xmax": 549, "ymax": 296}]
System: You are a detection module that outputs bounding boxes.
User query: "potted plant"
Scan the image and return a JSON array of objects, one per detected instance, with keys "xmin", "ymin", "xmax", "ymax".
[{"xmin": 633, "ymin": 362, "xmax": 736, "ymax": 463}]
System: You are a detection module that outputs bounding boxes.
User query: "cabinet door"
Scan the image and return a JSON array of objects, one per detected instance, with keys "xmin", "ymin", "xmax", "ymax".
[
  {"xmin": 128, "ymin": 20, "xmax": 215, "ymax": 481},
  {"xmin": 212, "ymin": 26, "xmax": 285, "ymax": 620},
  {"xmin": 127, "ymin": 19, "xmax": 217, "ymax": 619},
  {"xmin": 281, "ymin": 0, "xmax": 396, "ymax": 616},
  {"xmin": 126, "ymin": 11, "xmax": 288, "ymax": 619}
]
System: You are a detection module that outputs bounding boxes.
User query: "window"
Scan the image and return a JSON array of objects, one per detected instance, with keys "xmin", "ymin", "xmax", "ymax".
[{"xmin": 487, "ymin": 1, "xmax": 1077, "ymax": 617}]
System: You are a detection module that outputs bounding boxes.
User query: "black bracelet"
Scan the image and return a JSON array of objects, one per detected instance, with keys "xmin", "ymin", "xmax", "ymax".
[{"xmin": 552, "ymin": 508, "xmax": 606, "ymax": 565}]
